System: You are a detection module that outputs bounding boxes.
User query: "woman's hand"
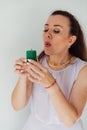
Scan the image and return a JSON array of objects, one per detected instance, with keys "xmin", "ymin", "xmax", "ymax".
[
  {"xmin": 14, "ymin": 58, "xmax": 28, "ymax": 77},
  {"xmin": 24, "ymin": 59, "xmax": 55, "ymax": 87}
]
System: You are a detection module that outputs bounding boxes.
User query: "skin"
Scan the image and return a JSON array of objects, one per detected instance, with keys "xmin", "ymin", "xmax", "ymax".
[
  {"xmin": 43, "ymin": 15, "xmax": 76, "ymax": 65},
  {"xmin": 11, "ymin": 15, "xmax": 87, "ymax": 127}
]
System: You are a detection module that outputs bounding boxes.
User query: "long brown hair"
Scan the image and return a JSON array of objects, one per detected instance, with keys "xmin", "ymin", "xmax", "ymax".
[{"xmin": 38, "ymin": 10, "xmax": 87, "ymax": 61}]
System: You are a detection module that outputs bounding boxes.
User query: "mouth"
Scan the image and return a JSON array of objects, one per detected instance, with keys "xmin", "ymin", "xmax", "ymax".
[{"xmin": 44, "ymin": 42, "xmax": 51, "ymax": 47}]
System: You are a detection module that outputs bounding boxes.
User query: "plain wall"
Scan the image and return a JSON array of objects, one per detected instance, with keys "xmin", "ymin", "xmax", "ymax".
[{"xmin": 0, "ymin": 0, "xmax": 87, "ymax": 130}]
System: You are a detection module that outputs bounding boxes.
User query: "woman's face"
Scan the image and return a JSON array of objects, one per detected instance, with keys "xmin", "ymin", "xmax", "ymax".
[{"xmin": 43, "ymin": 15, "xmax": 74, "ymax": 56}]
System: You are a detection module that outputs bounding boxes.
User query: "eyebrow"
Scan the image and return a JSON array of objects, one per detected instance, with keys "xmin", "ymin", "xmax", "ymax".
[{"xmin": 44, "ymin": 24, "xmax": 63, "ymax": 28}]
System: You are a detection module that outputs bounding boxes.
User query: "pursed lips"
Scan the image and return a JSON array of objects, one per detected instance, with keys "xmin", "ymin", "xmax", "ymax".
[{"xmin": 44, "ymin": 42, "xmax": 51, "ymax": 47}]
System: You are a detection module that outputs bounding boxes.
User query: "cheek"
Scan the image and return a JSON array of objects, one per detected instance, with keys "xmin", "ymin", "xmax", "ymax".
[
  {"xmin": 54, "ymin": 36, "xmax": 69, "ymax": 46},
  {"xmin": 52, "ymin": 38, "xmax": 69, "ymax": 52}
]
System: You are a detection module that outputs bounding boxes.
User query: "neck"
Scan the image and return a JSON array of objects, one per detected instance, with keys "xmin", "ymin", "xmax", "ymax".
[
  {"xmin": 47, "ymin": 54, "xmax": 74, "ymax": 70},
  {"xmin": 48, "ymin": 54, "xmax": 72, "ymax": 66}
]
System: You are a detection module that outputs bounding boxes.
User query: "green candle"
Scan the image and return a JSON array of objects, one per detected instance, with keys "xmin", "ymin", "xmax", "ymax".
[{"xmin": 26, "ymin": 49, "xmax": 37, "ymax": 61}]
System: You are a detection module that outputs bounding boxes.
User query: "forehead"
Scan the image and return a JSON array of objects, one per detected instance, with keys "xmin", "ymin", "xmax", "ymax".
[{"xmin": 45, "ymin": 15, "xmax": 70, "ymax": 27}]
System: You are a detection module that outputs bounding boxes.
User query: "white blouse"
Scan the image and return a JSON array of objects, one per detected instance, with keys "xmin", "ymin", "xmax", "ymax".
[{"xmin": 22, "ymin": 56, "xmax": 87, "ymax": 130}]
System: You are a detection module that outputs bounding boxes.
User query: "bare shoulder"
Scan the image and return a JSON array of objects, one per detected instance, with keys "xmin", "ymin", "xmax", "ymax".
[
  {"xmin": 77, "ymin": 64, "xmax": 87, "ymax": 86},
  {"xmin": 69, "ymin": 64, "xmax": 87, "ymax": 116},
  {"xmin": 72, "ymin": 64, "xmax": 87, "ymax": 92}
]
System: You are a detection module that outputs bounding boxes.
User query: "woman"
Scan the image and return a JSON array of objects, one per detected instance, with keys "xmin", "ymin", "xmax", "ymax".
[{"xmin": 12, "ymin": 10, "xmax": 87, "ymax": 130}]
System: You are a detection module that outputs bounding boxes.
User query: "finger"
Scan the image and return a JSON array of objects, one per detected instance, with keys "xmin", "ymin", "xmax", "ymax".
[
  {"xmin": 15, "ymin": 69, "xmax": 22, "ymax": 74},
  {"xmin": 19, "ymin": 57, "xmax": 26, "ymax": 63},
  {"xmin": 15, "ymin": 60, "xmax": 23, "ymax": 66},
  {"xmin": 14, "ymin": 64, "xmax": 22, "ymax": 70},
  {"xmin": 15, "ymin": 58, "xmax": 26, "ymax": 66},
  {"xmin": 15, "ymin": 69, "xmax": 27, "ymax": 75},
  {"xmin": 27, "ymin": 63, "xmax": 45, "ymax": 78},
  {"xmin": 28, "ymin": 74, "xmax": 39, "ymax": 83},
  {"xmin": 28, "ymin": 68, "xmax": 42, "ymax": 80},
  {"xmin": 28, "ymin": 59, "xmax": 46, "ymax": 72}
]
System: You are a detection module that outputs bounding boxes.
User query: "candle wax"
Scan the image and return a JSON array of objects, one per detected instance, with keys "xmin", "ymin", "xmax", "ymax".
[{"xmin": 26, "ymin": 50, "xmax": 37, "ymax": 61}]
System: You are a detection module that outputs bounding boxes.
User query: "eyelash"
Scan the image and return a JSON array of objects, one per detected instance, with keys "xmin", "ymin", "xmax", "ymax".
[
  {"xmin": 43, "ymin": 29, "xmax": 48, "ymax": 32},
  {"xmin": 43, "ymin": 29, "xmax": 60, "ymax": 34},
  {"xmin": 53, "ymin": 30, "xmax": 60, "ymax": 34}
]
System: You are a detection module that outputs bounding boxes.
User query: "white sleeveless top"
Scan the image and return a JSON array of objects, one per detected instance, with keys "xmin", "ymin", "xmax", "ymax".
[{"xmin": 22, "ymin": 56, "xmax": 87, "ymax": 130}]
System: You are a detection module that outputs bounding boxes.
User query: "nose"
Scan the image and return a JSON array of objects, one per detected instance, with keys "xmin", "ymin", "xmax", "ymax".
[{"xmin": 46, "ymin": 30, "xmax": 52, "ymax": 39}]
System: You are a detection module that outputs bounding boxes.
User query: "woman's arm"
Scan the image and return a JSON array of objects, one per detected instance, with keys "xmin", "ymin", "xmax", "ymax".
[
  {"xmin": 11, "ymin": 76, "xmax": 33, "ymax": 110},
  {"xmin": 11, "ymin": 58, "xmax": 33, "ymax": 110}
]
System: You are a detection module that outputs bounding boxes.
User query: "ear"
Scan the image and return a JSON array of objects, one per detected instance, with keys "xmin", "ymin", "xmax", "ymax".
[{"xmin": 68, "ymin": 35, "xmax": 77, "ymax": 46}]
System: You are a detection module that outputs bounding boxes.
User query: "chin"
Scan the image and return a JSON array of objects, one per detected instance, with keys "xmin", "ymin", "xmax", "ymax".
[{"xmin": 44, "ymin": 50, "xmax": 53, "ymax": 56}]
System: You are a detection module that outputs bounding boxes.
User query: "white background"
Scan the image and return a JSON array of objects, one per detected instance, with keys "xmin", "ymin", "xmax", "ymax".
[{"xmin": 0, "ymin": 0, "xmax": 87, "ymax": 130}]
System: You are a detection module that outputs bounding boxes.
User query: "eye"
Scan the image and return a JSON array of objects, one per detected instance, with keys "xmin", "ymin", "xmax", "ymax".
[
  {"xmin": 53, "ymin": 29, "xmax": 60, "ymax": 34},
  {"xmin": 43, "ymin": 29, "xmax": 49, "ymax": 32}
]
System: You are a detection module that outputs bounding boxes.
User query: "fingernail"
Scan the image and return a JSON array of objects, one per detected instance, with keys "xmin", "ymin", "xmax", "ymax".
[
  {"xmin": 21, "ymin": 70, "xmax": 24, "ymax": 72},
  {"xmin": 28, "ymin": 59, "xmax": 31, "ymax": 62},
  {"xmin": 26, "ymin": 62, "xmax": 29, "ymax": 65}
]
